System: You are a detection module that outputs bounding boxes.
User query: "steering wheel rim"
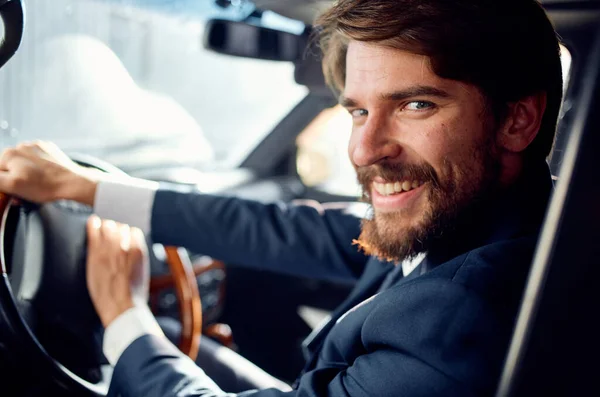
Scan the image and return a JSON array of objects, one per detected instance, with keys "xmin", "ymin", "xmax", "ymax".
[
  {"xmin": 0, "ymin": 155, "xmax": 202, "ymax": 395},
  {"xmin": 163, "ymin": 246, "xmax": 202, "ymax": 359},
  {"xmin": 0, "ymin": 193, "xmax": 110, "ymax": 395}
]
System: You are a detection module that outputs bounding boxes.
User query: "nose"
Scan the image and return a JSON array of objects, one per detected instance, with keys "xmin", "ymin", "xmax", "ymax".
[{"xmin": 349, "ymin": 117, "xmax": 402, "ymax": 168}]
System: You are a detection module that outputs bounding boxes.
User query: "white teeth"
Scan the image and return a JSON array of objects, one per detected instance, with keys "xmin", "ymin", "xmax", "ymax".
[
  {"xmin": 373, "ymin": 180, "xmax": 423, "ymax": 196},
  {"xmin": 385, "ymin": 183, "xmax": 395, "ymax": 195}
]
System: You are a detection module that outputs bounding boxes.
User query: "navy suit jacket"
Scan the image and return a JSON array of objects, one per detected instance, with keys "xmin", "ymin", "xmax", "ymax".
[{"xmin": 108, "ymin": 163, "xmax": 552, "ymax": 397}]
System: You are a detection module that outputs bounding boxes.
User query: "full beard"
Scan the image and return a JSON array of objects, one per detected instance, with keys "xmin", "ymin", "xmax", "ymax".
[{"xmin": 354, "ymin": 142, "xmax": 499, "ymax": 263}]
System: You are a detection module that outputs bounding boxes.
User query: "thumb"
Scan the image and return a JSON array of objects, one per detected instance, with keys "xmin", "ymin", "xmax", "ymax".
[{"xmin": 130, "ymin": 227, "xmax": 150, "ymax": 306}]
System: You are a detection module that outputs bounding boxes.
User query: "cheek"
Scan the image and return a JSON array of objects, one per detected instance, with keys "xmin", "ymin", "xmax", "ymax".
[
  {"xmin": 347, "ymin": 128, "xmax": 360, "ymax": 164},
  {"xmin": 409, "ymin": 121, "xmax": 481, "ymax": 186},
  {"xmin": 435, "ymin": 128, "xmax": 490, "ymax": 184},
  {"xmin": 406, "ymin": 121, "xmax": 455, "ymax": 166}
]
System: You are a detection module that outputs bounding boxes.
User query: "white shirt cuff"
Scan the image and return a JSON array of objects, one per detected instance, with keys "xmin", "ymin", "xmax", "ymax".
[
  {"xmin": 94, "ymin": 178, "xmax": 159, "ymax": 235},
  {"xmin": 103, "ymin": 306, "xmax": 165, "ymax": 366}
]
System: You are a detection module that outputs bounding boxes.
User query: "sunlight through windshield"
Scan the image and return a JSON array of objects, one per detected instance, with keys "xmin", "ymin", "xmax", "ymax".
[{"xmin": 0, "ymin": 0, "xmax": 307, "ymax": 173}]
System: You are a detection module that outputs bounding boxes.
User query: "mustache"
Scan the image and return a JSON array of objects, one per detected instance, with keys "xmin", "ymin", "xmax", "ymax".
[{"xmin": 356, "ymin": 162, "xmax": 440, "ymax": 193}]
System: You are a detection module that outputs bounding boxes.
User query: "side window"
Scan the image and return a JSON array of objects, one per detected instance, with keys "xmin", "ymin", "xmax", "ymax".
[
  {"xmin": 296, "ymin": 105, "xmax": 357, "ymax": 197},
  {"xmin": 297, "ymin": 44, "xmax": 573, "ymax": 197}
]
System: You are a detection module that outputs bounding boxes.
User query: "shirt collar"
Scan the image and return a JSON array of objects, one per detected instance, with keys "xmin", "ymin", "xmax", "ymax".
[{"xmin": 401, "ymin": 252, "xmax": 426, "ymax": 277}]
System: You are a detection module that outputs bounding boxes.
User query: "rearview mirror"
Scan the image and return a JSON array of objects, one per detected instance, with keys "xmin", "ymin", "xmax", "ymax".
[
  {"xmin": 0, "ymin": 0, "xmax": 25, "ymax": 69},
  {"xmin": 203, "ymin": 19, "xmax": 308, "ymax": 62}
]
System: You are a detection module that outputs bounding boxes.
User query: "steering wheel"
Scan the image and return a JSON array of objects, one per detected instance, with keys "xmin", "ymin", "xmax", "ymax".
[{"xmin": 0, "ymin": 155, "xmax": 202, "ymax": 395}]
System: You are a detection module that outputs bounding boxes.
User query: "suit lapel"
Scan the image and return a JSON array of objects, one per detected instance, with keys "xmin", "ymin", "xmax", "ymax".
[{"xmin": 300, "ymin": 258, "xmax": 392, "ymax": 372}]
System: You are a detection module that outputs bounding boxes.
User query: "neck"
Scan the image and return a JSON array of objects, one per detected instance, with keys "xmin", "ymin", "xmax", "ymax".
[
  {"xmin": 497, "ymin": 152, "xmax": 526, "ymax": 188},
  {"xmin": 427, "ymin": 160, "xmax": 551, "ymax": 263}
]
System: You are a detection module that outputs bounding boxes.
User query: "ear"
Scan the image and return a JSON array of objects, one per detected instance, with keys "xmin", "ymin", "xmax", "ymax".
[{"xmin": 496, "ymin": 92, "xmax": 547, "ymax": 154}]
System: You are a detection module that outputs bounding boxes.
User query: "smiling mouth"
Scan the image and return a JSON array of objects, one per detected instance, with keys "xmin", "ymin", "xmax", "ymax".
[{"xmin": 372, "ymin": 180, "xmax": 425, "ymax": 196}]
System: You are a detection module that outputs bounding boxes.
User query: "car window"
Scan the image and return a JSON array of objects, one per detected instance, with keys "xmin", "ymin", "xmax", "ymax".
[
  {"xmin": 0, "ymin": 0, "xmax": 308, "ymax": 173},
  {"xmin": 298, "ymin": 44, "xmax": 574, "ymax": 197}
]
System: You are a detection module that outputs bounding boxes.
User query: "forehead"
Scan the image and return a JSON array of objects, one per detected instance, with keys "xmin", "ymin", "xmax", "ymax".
[{"xmin": 343, "ymin": 41, "xmax": 461, "ymax": 99}]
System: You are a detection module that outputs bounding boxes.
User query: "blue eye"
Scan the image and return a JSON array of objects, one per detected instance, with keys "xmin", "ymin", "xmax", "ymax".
[
  {"xmin": 350, "ymin": 109, "xmax": 368, "ymax": 117},
  {"xmin": 405, "ymin": 101, "xmax": 433, "ymax": 111}
]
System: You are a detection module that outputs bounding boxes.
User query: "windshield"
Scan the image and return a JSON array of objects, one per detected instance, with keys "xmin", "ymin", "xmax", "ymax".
[{"xmin": 0, "ymin": 0, "xmax": 307, "ymax": 173}]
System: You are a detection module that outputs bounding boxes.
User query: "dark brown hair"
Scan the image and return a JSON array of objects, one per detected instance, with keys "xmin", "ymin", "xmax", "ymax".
[{"xmin": 315, "ymin": 0, "xmax": 563, "ymax": 160}]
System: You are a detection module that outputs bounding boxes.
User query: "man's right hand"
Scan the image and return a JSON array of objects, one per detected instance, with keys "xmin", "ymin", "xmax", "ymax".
[{"xmin": 0, "ymin": 141, "xmax": 99, "ymax": 206}]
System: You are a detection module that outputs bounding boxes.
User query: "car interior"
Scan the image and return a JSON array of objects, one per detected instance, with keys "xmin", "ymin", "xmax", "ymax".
[{"xmin": 0, "ymin": 0, "xmax": 598, "ymax": 396}]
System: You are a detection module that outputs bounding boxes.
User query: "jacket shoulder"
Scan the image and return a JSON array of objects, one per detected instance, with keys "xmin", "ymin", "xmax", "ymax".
[
  {"xmin": 427, "ymin": 235, "xmax": 538, "ymax": 310},
  {"xmin": 359, "ymin": 237, "xmax": 537, "ymax": 394}
]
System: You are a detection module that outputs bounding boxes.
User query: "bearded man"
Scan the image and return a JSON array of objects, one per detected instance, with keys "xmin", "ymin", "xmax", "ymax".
[{"xmin": 0, "ymin": 0, "xmax": 563, "ymax": 396}]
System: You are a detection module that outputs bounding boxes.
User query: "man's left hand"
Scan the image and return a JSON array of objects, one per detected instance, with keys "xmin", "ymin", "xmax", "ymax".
[{"xmin": 86, "ymin": 216, "xmax": 150, "ymax": 328}]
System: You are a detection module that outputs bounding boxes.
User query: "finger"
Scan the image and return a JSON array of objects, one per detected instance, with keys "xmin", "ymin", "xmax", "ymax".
[
  {"xmin": 0, "ymin": 146, "xmax": 47, "ymax": 177},
  {"xmin": 15, "ymin": 145, "xmax": 55, "ymax": 166},
  {"xmin": 0, "ymin": 147, "xmax": 18, "ymax": 171},
  {"xmin": 0, "ymin": 149, "xmax": 17, "ymax": 191},
  {"xmin": 18, "ymin": 141, "xmax": 75, "ymax": 173},
  {"xmin": 86, "ymin": 215, "xmax": 102, "ymax": 250},
  {"xmin": 132, "ymin": 228, "xmax": 150, "ymax": 266},
  {"xmin": 86, "ymin": 216, "xmax": 103, "ymax": 271},
  {"xmin": 0, "ymin": 157, "xmax": 32, "ymax": 195},
  {"xmin": 0, "ymin": 147, "xmax": 43, "ymax": 176},
  {"xmin": 19, "ymin": 140, "xmax": 51, "ymax": 152},
  {"xmin": 0, "ymin": 173, "xmax": 15, "ymax": 194},
  {"xmin": 128, "ymin": 227, "xmax": 150, "ymax": 304},
  {"xmin": 121, "ymin": 225, "xmax": 137, "ymax": 276},
  {"xmin": 130, "ymin": 227, "xmax": 148, "ymax": 257},
  {"xmin": 31, "ymin": 140, "xmax": 55, "ymax": 153},
  {"xmin": 120, "ymin": 223, "xmax": 131, "ymax": 253},
  {"xmin": 128, "ymin": 228, "xmax": 147, "ymax": 274},
  {"xmin": 116, "ymin": 224, "xmax": 133, "ymax": 279},
  {"xmin": 99, "ymin": 221, "xmax": 126, "ymax": 271},
  {"xmin": 16, "ymin": 143, "xmax": 47, "ymax": 159},
  {"xmin": 103, "ymin": 219, "xmax": 117, "ymax": 233},
  {"xmin": 102, "ymin": 220, "xmax": 120, "ymax": 260},
  {"xmin": 35, "ymin": 141, "xmax": 73, "ymax": 164}
]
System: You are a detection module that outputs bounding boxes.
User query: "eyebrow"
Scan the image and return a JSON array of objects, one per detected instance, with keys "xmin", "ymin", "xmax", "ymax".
[{"xmin": 339, "ymin": 86, "xmax": 451, "ymax": 108}]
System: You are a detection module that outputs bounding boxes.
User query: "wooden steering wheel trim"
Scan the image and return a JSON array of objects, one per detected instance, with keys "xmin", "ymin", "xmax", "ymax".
[{"xmin": 163, "ymin": 246, "xmax": 202, "ymax": 361}]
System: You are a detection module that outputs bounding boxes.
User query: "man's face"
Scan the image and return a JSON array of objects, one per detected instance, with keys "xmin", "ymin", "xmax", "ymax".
[{"xmin": 343, "ymin": 41, "xmax": 500, "ymax": 262}]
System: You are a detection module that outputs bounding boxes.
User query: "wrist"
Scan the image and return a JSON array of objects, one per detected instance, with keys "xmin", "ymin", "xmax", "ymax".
[
  {"xmin": 59, "ymin": 169, "xmax": 99, "ymax": 206},
  {"xmin": 98, "ymin": 298, "xmax": 135, "ymax": 328}
]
